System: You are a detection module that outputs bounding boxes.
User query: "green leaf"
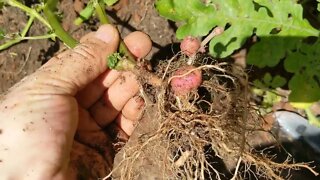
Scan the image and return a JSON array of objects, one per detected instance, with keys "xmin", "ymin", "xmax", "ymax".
[
  {"xmin": 246, "ymin": 0, "xmax": 319, "ymax": 67},
  {"xmin": 104, "ymin": 0, "xmax": 119, "ymax": 6},
  {"xmin": 156, "ymin": 0, "xmax": 319, "ymax": 59},
  {"xmin": 107, "ymin": 53, "xmax": 121, "ymax": 69},
  {"xmin": 155, "ymin": 0, "xmax": 320, "ymax": 104},
  {"xmin": 252, "ymin": 88, "xmax": 282, "ymax": 115},
  {"xmin": 247, "ymin": 37, "xmax": 299, "ymax": 68},
  {"xmin": 263, "ymin": 91, "xmax": 281, "ymax": 108},
  {"xmin": 253, "ymin": 79, "xmax": 265, "ymax": 89},
  {"xmin": 0, "ymin": 1, "xmax": 4, "ymax": 9},
  {"xmin": 263, "ymin": 73, "xmax": 272, "ymax": 84},
  {"xmin": 288, "ymin": 74, "xmax": 320, "ymax": 103},
  {"xmin": 318, "ymin": 0, "xmax": 320, "ymax": 12},
  {"xmin": 284, "ymin": 41, "xmax": 320, "ymax": 103},
  {"xmin": 258, "ymin": 73, "xmax": 286, "ymax": 89},
  {"xmin": 155, "ymin": 0, "xmax": 219, "ymax": 39},
  {"xmin": 271, "ymin": 75, "xmax": 286, "ymax": 88}
]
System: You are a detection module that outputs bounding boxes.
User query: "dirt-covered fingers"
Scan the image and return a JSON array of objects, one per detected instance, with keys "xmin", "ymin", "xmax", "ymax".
[
  {"xmin": 123, "ymin": 31, "xmax": 152, "ymax": 58},
  {"xmin": 111, "ymin": 96, "xmax": 145, "ymax": 136},
  {"xmin": 76, "ymin": 70, "xmax": 121, "ymax": 108},
  {"xmin": 75, "ymin": 31, "xmax": 152, "ymax": 108},
  {"xmin": 89, "ymin": 72, "xmax": 140, "ymax": 127},
  {"xmin": 77, "ymin": 106, "xmax": 101, "ymax": 131},
  {"xmin": 30, "ymin": 25, "xmax": 119, "ymax": 96},
  {"xmin": 121, "ymin": 96, "xmax": 145, "ymax": 121}
]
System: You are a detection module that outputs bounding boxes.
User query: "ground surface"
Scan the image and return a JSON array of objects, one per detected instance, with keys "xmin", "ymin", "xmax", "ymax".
[{"xmin": 0, "ymin": 0, "xmax": 176, "ymax": 93}]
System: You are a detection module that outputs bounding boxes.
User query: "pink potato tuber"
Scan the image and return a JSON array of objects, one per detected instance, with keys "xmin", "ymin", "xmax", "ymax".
[
  {"xmin": 170, "ymin": 65, "xmax": 202, "ymax": 96},
  {"xmin": 180, "ymin": 36, "xmax": 201, "ymax": 57}
]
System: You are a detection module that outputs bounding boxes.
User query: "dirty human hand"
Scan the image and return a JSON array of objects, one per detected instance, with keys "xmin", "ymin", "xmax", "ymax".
[{"xmin": 0, "ymin": 25, "xmax": 152, "ymax": 179}]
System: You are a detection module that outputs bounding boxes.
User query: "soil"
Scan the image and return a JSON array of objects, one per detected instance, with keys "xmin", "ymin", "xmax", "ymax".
[
  {"xmin": 0, "ymin": 6, "xmax": 52, "ymax": 92},
  {"xmin": 0, "ymin": 0, "xmax": 319, "ymax": 179},
  {"xmin": 0, "ymin": 0, "xmax": 177, "ymax": 93}
]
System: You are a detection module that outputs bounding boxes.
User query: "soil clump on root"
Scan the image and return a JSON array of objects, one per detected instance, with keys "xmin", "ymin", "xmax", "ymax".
[{"xmin": 108, "ymin": 55, "xmax": 318, "ymax": 180}]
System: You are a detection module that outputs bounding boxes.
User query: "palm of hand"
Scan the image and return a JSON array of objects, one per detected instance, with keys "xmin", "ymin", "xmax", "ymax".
[{"xmin": 0, "ymin": 26, "xmax": 151, "ymax": 179}]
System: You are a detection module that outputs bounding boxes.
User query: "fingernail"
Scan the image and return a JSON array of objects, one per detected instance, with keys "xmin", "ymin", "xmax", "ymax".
[
  {"xmin": 135, "ymin": 96, "xmax": 145, "ymax": 110},
  {"xmin": 95, "ymin": 24, "xmax": 117, "ymax": 43}
]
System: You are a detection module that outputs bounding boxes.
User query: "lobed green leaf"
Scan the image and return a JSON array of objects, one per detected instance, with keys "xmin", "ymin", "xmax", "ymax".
[
  {"xmin": 255, "ymin": 73, "xmax": 286, "ymax": 89},
  {"xmin": 155, "ymin": 0, "xmax": 219, "ymax": 39},
  {"xmin": 156, "ymin": 0, "xmax": 319, "ymax": 59},
  {"xmin": 156, "ymin": 0, "xmax": 319, "ymax": 103},
  {"xmin": 284, "ymin": 41, "xmax": 320, "ymax": 102}
]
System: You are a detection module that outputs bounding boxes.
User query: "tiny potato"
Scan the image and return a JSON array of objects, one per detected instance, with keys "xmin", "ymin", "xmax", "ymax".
[
  {"xmin": 171, "ymin": 65, "xmax": 202, "ymax": 96},
  {"xmin": 180, "ymin": 36, "xmax": 201, "ymax": 57}
]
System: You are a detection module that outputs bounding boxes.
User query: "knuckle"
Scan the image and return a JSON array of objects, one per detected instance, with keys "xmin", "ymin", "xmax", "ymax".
[{"xmin": 73, "ymin": 43, "xmax": 100, "ymax": 61}]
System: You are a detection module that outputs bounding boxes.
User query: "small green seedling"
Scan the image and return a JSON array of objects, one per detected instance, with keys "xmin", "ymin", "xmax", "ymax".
[{"xmin": 107, "ymin": 53, "xmax": 122, "ymax": 69}]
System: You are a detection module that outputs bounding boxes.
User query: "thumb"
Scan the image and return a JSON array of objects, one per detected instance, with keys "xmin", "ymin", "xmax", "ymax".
[{"xmin": 31, "ymin": 24, "xmax": 120, "ymax": 95}]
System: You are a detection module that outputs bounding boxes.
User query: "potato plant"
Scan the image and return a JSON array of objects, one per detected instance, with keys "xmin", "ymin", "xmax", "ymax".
[
  {"xmin": 156, "ymin": 0, "xmax": 320, "ymax": 126},
  {"xmin": 0, "ymin": 0, "xmax": 319, "ymax": 179}
]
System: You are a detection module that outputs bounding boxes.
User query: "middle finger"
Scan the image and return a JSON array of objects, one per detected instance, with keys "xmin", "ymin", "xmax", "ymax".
[{"xmin": 89, "ymin": 72, "xmax": 139, "ymax": 127}]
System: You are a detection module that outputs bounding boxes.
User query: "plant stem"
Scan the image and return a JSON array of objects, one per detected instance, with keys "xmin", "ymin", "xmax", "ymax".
[
  {"xmin": 20, "ymin": 34, "xmax": 56, "ymax": 40},
  {"xmin": 113, "ymin": 57, "xmax": 136, "ymax": 71},
  {"xmin": 6, "ymin": 0, "xmax": 51, "ymax": 29},
  {"xmin": 118, "ymin": 41, "xmax": 136, "ymax": 62},
  {"xmin": 22, "ymin": 16, "xmax": 35, "ymax": 36},
  {"xmin": 94, "ymin": 1, "xmax": 136, "ymax": 64},
  {"xmin": 95, "ymin": 2, "xmax": 110, "ymax": 24},
  {"xmin": 305, "ymin": 107, "xmax": 320, "ymax": 127},
  {"xmin": 0, "ymin": 38, "xmax": 20, "ymax": 51},
  {"xmin": 43, "ymin": 0, "xmax": 78, "ymax": 48},
  {"xmin": 0, "ymin": 15, "xmax": 35, "ymax": 51},
  {"xmin": 93, "ymin": 1, "xmax": 162, "ymax": 86},
  {"xmin": 74, "ymin": 2, "xmax": 95, "ymax": 25}
]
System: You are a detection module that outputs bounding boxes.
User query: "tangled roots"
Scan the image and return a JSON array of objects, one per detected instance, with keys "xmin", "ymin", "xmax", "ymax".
[{"xmin": 107, "ymin": 55, "xmax": 318, "ymax": 180}]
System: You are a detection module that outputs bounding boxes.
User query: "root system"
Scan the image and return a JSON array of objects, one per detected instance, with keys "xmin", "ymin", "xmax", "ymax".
[{"xmin": 106, "ymin": 55, "xmax": 318, "ymax": 180}]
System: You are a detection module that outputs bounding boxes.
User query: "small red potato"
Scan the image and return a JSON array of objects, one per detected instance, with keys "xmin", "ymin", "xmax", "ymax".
[
  {"xmin": 171, "ymin": 65, "xmax": 202, "ymax": 96},
  {"xmin": 180, "ymin": 36, "xmax": 201, "ymax": 57}
]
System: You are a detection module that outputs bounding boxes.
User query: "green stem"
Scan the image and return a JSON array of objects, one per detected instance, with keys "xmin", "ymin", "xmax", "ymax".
[
  {"xmin": 95, "ymin": 2, "xmax": 110, "ymax": 24},
  {"xmin": 94, "ymin": 1, "xmax": 162, "ymax": 86},
  {"xmin": 94, "ymin": 1, "xmax": 136, "ymax": 64},
  {"xmin": 43, "ymin": 0, "xmax": 78, "ymax": 48},
  {"xmin": 305, "ymin": 107, "xmax": 320, "ymax": 127},
  {"xmin": 6, "ymin": 0, "xmax": 51, "ymax": 29},
  {"xmin": 113, "ymin": 57, "xmax": 136, "ymax": 71},
  {"xmin": 20, "ymin": 34, "xmax": 56, "ymax": 40},
  {"xmin": 21, "ymin": 15, "xmax": 35, "ymax": 37},
  {"xmin": 0, "ymin": 15, "xmax": 35, "ymax": 51},
  {"xmin": 74, "ymin": 2, "xmax": 95, "ymax": 25},
  {"xmin": 0, "ymin": 38, "xmax": 21, "ymax": 51},
  {"xmin": 118, "ymin": 41, "xmax": 136, "ymax": 62}
]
